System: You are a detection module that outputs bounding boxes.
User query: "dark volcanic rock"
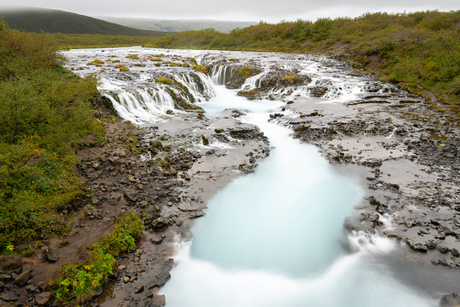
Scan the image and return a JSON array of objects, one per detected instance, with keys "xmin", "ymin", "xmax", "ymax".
[
  {"xmin": 14, "ymin": 270, "xmax": 31, "ymax": 287},
  {"xmin": 35, "ymin": 292, "xmax": 54, "ymax": 306},
  {"xmin": 151, "ymin": 217, "xmax": 168, "ymax": 230},
  {"xmin": 440, "ymin": 293, "xmax": 460, "ymax": 307},
  {"xmin": 44, "ymin": 248, "xmax": 59, "ymax": 262}
]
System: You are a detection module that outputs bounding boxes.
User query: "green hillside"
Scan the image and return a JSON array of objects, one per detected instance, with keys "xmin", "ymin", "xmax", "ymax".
[
  {"xmin": 0, "ymin": 7, "xmax": 168, "ymax": 37},
  {"xmin": 100, "ymin": 17, "xmax": 257, "ymax": 33}
]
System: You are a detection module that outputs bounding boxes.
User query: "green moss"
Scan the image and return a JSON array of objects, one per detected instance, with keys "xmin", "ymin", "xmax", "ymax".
[{"xmin": 201, "ymin": 135, "xmax": 209, "ymax": 145}]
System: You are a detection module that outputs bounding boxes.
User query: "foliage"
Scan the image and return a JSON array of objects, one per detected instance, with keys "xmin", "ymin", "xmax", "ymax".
[
  {"xmin": 0, "ymin": 20, "xmax": 100, "ymax": 251},
  {"xmin": 156, "ymin": 76, "xmax": 174, "ymax": 85},
  {"xmin": 56, "ymin": 248, "xmax": 116, "ymax": 303},
  {"xmin": 192, "ymin": 64, "xmax": 207, "ymax": 74},
  {"xmin": 125, "ymin": 54, "xmax": 140, "ymax": 59},
  {"xmin": 148, "ymin": 10, "xmax": 460, "ymax": 114},
  {"xmin": 3, "ymin": 242, "xmax": 14, "ymax": 255},
  {"xmin": 239, "ymin": 67, "xmax": 254, "ymax": 78},
  {"xmin": 115, "ymin": 64, "xmax": 129, "ymax": 71},
  {"xmin": 55, "ymin": 212, "xmax": 144, "ymax": 303}
]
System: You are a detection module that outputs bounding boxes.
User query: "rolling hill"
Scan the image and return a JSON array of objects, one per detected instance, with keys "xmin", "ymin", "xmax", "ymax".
[
  {"xmin": 0, "ymin": 7, "xmax": 168, "ymax": 36},
  {"xmin": 99, "ymin": 17, "xmax": 257, "ymax": 33}
]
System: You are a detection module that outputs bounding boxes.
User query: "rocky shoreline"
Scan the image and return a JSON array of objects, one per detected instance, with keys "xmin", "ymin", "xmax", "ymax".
[{"xmin": 1, "ymin": 49, "xmax": 460, "ymax": 306}]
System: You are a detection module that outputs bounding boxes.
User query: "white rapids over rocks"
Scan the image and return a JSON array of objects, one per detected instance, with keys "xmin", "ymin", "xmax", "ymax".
[{"xmin": 63, "ymin": 47, "xmax": 440, "ymax": 307}]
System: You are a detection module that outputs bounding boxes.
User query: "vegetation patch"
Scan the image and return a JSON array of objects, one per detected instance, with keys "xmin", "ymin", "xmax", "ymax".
[
  {"xmin": 156, "ymin": 77, "xmax": 174, "ymax": 85},
  {"xmin": 115, "ymin": 64, "xmax": 129, "ymax": 71},
  {"xmin": 239, "ymin": 67, "xmax": 254, "ymax": 79},
  {"xmin": 125, "ymin": 54, "xmax": 140, "ymax": 59},
  {"xmin": 53, "ymin": 212, "xmax": 144, "ymax": 304},
  {"xmin": 0, "ymin": 20, "xmax": 102, "ymax": 252},
  {"xmin": 192, "ymin": 64, "xmax": 208, "ymax": 74}
]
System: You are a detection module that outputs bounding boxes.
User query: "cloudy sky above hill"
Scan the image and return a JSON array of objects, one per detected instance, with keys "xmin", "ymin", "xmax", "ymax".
[{"xmin": 1, "ymin": 0, "xmax": 457, "ymax": 22}]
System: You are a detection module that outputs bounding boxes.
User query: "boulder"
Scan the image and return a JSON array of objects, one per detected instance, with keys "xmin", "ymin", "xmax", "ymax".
[
  {"xmin": 125, "ymin": 266, "xmax": 138, "ymax": 278},
  {"xmin": 151, "ymin": 217, "xmax": 168, "ymax": 230},
  {"xmin": 44, "ymin": 248, "xmax": 59, "ymax": 262},
  {"xmin": 14, "ymin": 270, "xmax": 31, "ymax": 287},
  {"xmin": 409, "ymin": 241, "xmax": 428, "ymax": 252},
  {"xmin": 0, "ymin": 273, "xmax": 12, "ymax": 281},
  {"xmin": 150, "ymin": 235, "xmax": 163, "ymax": 244},
  {"xmin": 0, "ymin": 291, "xmax": 20, "ymax": 302},
  {"xmin": 440, "ymin": 293, "xmax": 460, "ymax": 307},
  {"xmin": 35, "ymin": 292, "xmax": 53, "ymax": 306},
  {"xmin": 22, "ymin": 265, "xmax": 33, "ymax": 272},
  {"xmin": 152, "ymin": 272, "xmax": 171, "ymax": 287},
  {"xmin": 135, "ymin": 285, "xmax": 144, "ymax": 294},
  {"xmin": 152, "ymin": 295, "xmax": 166, "ymax": 307}
]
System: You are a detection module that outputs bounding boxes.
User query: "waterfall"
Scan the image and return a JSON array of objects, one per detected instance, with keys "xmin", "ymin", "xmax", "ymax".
[
  {"xmin": 210, "ymin": 65, "xmax": 235, "ymax": 85},
  {"xmin": 103, "ymin": 87, "xmax": 177, "ymax": 125},
  {"xmin": 173, "ymin": 72, "xmax": 216, "ymax": 102}
]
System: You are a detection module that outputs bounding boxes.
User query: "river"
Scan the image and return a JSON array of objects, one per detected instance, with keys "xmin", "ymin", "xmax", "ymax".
[
  {"xmin": 159, "ymin": 85, "xmax": 436, "ymax": 307},
  {"xmin": 63, "ymin": 47, "xmax": 453, "ymax": 307}
]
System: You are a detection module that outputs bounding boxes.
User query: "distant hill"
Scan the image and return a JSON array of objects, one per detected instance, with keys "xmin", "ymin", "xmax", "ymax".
[
  {"xmin": 99, "ymin": 17, "xmax": 258, "ymax": 33},
  {"xmin": 0, "ymin": 7, "xmax": 168, "ymax": 36}
]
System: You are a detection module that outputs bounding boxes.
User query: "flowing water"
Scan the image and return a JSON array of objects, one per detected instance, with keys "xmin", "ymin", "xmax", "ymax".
[
  {"xmin": 64, "ymin": 48, "xmax": 443, "ymax": 306},
  {"xmin": 159, "ymin": 86, "xmax": 436, "ymax": 307}
]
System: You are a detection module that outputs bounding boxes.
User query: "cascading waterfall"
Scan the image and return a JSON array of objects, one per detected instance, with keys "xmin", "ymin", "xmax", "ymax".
[
  {"xmin": 160, "ymin": 58, "xmax": 437, "ymax": 307},
  {"xmin": 104, "ymin": 87, "xmax": 177, "ymax": 125},
  {"xmin": 173, "ymin": 72, "xmax": 216, "ymax": 102},
  {"xmin": 211, "ymin": 65, "xmax": 234, "ymax": 85},
  {"xmin": 101, "ymin": 71, "xmax": 215, "ymax": 125},
  {"xmin": 63, "ymin": 48, "xmax": 444, "ymax": 307}
]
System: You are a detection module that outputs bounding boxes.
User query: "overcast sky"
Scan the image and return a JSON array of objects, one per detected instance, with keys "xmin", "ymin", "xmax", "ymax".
[{"xmin": 0, "ymin": 0, "xmax": 457, "ymax": 22}]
